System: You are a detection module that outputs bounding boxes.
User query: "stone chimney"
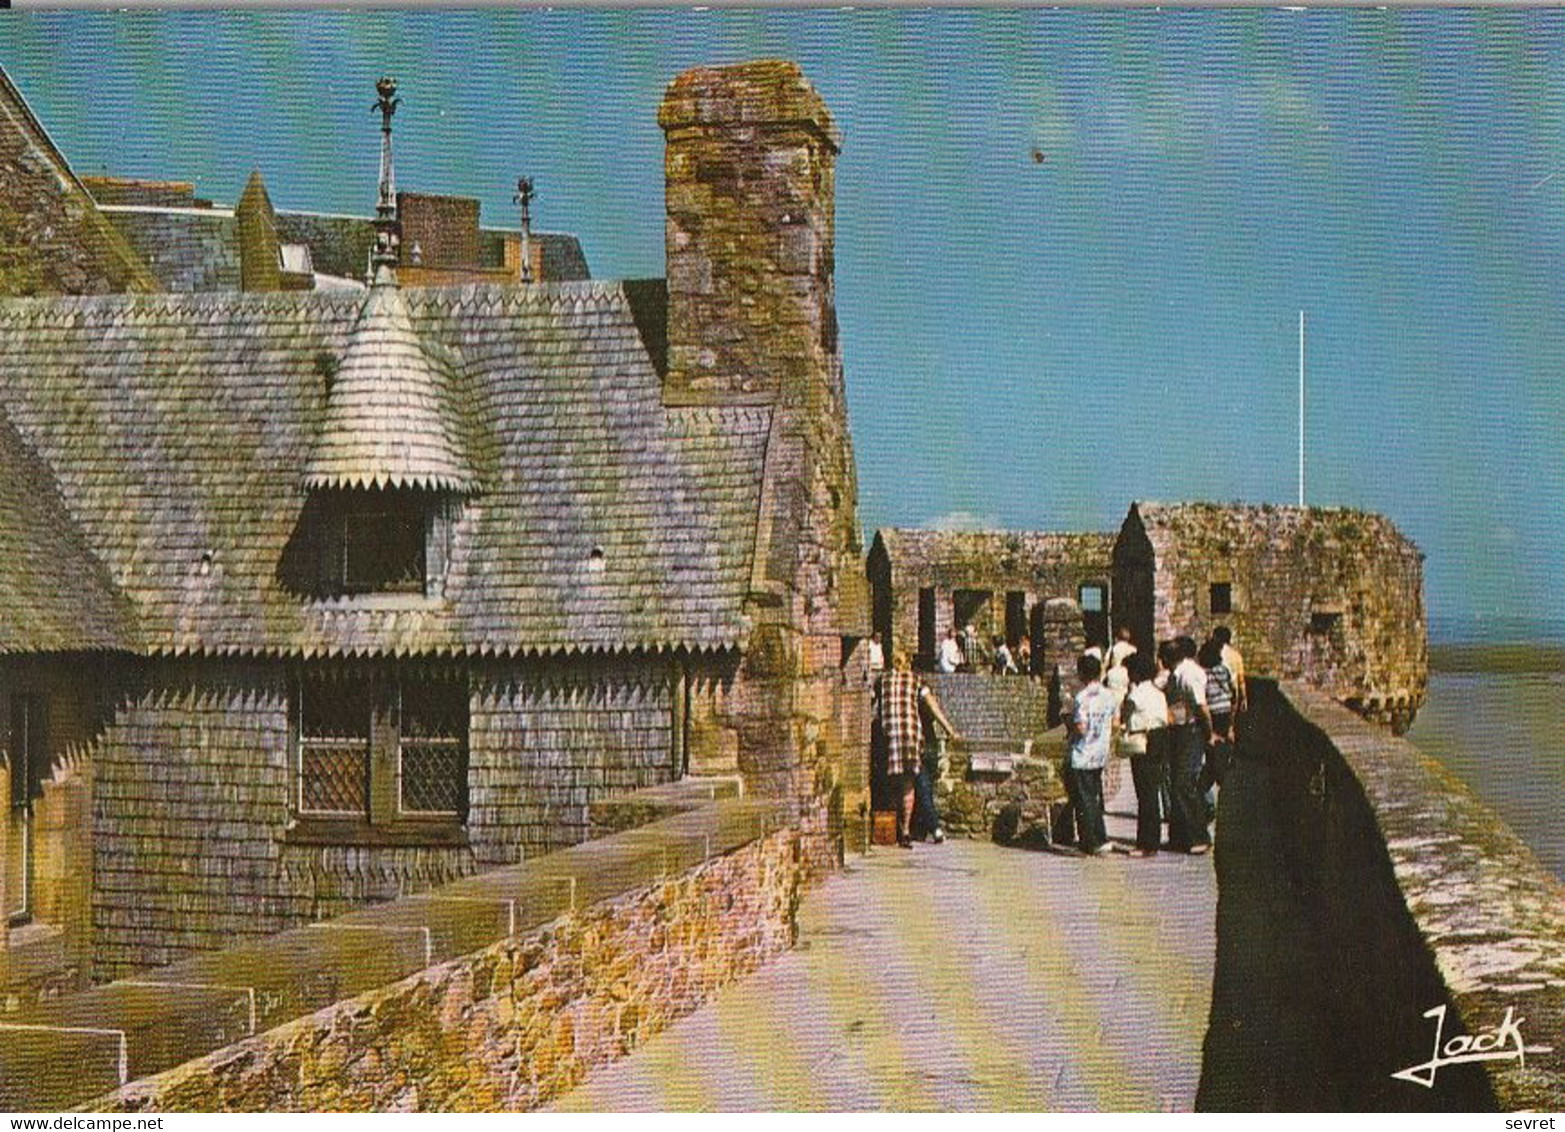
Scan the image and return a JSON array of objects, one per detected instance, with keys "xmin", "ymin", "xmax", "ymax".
[{"xmin": 658, "ymin": 60, "xmax": 841, "ymax": 404}]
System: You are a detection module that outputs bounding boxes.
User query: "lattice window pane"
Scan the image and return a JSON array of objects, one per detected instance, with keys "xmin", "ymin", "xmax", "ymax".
[
  {"xmin": 300, "ymin": 672, "xmax": 373, "ymax": 816},
  {"xmin": 399, "ymin": 676, "xmax": 467, "ymax": 816},
  {"xmin": 400, "ymin": 740, "xmax": 465, "ymax": 814},
  {"xmin": 301, "ymin": 741, "xmax": 370, "ymax": 814}
]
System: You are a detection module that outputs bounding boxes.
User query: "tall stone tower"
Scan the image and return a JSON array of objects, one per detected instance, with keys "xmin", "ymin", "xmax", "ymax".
[{"xmin": 659, "ymin": 61, "xmax": 869, "ymax": 862}]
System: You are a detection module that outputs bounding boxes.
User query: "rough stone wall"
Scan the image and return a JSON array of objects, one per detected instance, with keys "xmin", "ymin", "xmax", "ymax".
[
  {"xmin": 1119, "ymin": 504, "xmax": 1427, "ymax": 730},
  {"xmin": 869, "ymin": 531, "xmax": 1114, "ymax": 669},
  {"xmin": 99, "ymin": 825, "xmax": 802, "ymax": 1113},
  {"xmin": 398, "ymin": 192, "xmax": 482, "ymax": 270},
  {"xmin": 0, "ymin": 71, "xmax": 154, "ymax": 296},
  {"xmin": 659, "ymin": 61, "xmax": 869, "ymax": 864},
  {"xmin": 920, "ymin": 674, "xmax": 1067, "ymax": 839},
  {"xmin": 89, "ymin": 657, "xmax": 679, "ymax": 979}
]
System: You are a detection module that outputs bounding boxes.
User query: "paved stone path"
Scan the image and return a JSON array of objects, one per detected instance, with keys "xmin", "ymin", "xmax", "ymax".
[{"xmin": 552, "ymin": 775, "xmax": 1217, "ymax": 1111}]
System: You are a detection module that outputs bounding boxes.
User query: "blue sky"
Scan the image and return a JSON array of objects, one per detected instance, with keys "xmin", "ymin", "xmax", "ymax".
[{"xmin": 3, "ymin": 10, "xmax": 1562, "ymax": 636}]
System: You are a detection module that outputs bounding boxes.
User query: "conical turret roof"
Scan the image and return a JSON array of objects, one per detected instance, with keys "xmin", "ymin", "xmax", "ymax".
[{"xmin": 302, "ymin": 283, "xmax": 478, "ymax": 492}]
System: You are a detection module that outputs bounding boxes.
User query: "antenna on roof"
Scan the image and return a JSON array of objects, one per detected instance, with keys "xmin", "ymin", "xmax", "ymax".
[
  {"xmin": 370, "ymin": 77, "xmax": 401, "ymax": 286},
  {"xmin": 1298, "ymin": 309, "xmax": 1306, "ymax": 507},
  {"xmin": 514, "ymin": 176, "xmax": 536, "ymax": 284}
]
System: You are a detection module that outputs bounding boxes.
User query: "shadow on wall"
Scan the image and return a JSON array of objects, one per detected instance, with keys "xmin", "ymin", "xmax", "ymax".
[{"xmin": 1197, "ymin": 681, "xmax": 1496, "ymax": 1112}]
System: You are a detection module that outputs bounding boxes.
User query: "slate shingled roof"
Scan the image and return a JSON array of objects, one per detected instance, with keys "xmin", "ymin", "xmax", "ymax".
[
  {"xmin": 0, "ymin": 281, "xmax": 770, "ymax": 657},
  {"xmin": 0, "ymin": 413, "xmax": 138, "ymax": 653},
  {"xmin": 97, "ymin": 206, "xmax": 243, "ymax": 293},
  {"xmin": 302, "ymin": 283, "xmax": 480, "ymax": 492}
]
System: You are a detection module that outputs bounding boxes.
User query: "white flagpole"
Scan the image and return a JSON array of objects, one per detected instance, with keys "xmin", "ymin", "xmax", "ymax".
[{"xmin": 1298, "ymin": 310, "xmax": 1306, "ymax": 507}]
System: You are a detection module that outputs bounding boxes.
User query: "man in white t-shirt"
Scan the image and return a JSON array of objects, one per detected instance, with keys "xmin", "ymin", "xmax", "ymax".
[
  {"xmin": 1107, "ymin": 625, "xmax": 1138, "ymax": 672},
  {"xmin": 1060, "ymin": 652, "xmax": 1120, "ymax": 855},
  {"xmin": 1166, "ymin": 636, "xmax": 1212, "ymax": 854},
  {"xmin": 936, "ymin": 627, "xmax": 964, "ymax": 674}
]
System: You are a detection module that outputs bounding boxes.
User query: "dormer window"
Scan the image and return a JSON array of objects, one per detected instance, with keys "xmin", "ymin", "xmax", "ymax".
[
  {"xmin": 312, "ymin": 488, "xmax": 447, "ymax": 599},
  {"xmin": 324, "ymin": 489, "xmax": 426, "ymax": 595}
]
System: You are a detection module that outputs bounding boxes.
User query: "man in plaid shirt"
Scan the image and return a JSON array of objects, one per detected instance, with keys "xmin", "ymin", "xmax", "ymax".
[{"xmin": 876, "ymin": 650, "xmax": 960, "ymax": 847}]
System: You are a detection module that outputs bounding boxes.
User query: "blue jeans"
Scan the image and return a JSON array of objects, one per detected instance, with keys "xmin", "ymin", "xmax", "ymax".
[
  {"xmin": 1166, "ymin": 723, "xmax": 1210, "ymax": 850},
  {"xmin": 912, "ymin": 745, "xmax": 943, "ymax": 838},
  {"xmin": 1062, "ymin": 764, "xmax": 1108, "ymax": 852}
]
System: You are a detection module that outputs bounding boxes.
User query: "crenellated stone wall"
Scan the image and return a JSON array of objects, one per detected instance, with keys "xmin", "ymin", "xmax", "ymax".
[
  {"xmin": 1115, "ymin": 502, "xmax": 1427, "ymax": 731},
  {"xmin": 79, "ymin": 803, "xmax": 799, "ymax": 1113},
  {"xmin": 868, "ymin": 529, "xmax": 1115, "ymax": 671}
]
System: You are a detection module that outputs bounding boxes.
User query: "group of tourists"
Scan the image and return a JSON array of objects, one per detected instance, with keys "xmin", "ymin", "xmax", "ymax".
[
  {"xmin": 934, "ymin": 624, "xmax": 1032, "ymax": 675},
  {"xmin": 867, "ymin": 623, "xmax": 1247, "ymax": 855},
  {"xmin": 1060, "ymin": 626, "xmax": 1247, "ymax": 858}
]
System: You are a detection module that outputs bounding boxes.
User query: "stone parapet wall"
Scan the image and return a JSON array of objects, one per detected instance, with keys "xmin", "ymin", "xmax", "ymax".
[
  {"xmin": 1249, "ymin": 681, "xmax": 1565, "ymax": 1110},
  {"xmin": 0, "ymin": 795, "xmax": 796, "ymax": 1111}
]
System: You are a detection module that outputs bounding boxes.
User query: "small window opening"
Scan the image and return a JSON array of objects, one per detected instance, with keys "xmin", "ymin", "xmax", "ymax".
[
  {"xmin": 1079, "ymin": 584, "xmax": 1106, "ymax": 614},
  {"xmin": 398, "ymin": 676, "xmax": 469, "ymax": 817},
  {"xmin": 316, "ymin": 489, "xmax": 429, "ymax": 596},
  {"xmin": 1311, "ymin": 610, "xmax": 1342, "ymax": 634},
  {"xmin": 1210, "ymin": 582, "xmax": 1232, "ymax": 616}
]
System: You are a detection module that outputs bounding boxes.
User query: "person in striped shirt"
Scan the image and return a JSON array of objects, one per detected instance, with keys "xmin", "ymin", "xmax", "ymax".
[{"xmin": 1198, "ymin": 638, "xmax": 1237, "ymax": 802}]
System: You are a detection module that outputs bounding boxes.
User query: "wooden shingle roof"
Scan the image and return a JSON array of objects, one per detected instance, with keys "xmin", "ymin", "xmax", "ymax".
[
  {"xmin": 302, "ymin": 283, "xmax": 479, "ymax": 493},
  {"xmin": 0, "ymin": 413, "xmax": 139, "ymax": 653},
  {"xmin": 0, "ymin": 281, "xmax": 770, "ymax": 658}
]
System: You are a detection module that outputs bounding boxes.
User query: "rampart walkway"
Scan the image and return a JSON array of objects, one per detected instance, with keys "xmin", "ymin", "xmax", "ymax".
[{"xmin": 553, "ymin": 774, "xmax": 1218, "ymax": 1111}]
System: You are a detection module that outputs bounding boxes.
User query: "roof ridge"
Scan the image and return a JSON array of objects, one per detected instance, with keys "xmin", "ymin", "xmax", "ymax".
[{"xmin": 0, "ymin": 287, "xmax": 363, "ymax": 317}]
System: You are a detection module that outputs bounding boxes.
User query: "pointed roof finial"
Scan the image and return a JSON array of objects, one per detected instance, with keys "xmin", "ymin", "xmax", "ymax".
[
  {"xmin": 514, "ymin": 175, "xmax": 536, "ymax": 284},
  {"xmin": 371, "ymin": 76, "xmax": 401, "ymax": 285}
]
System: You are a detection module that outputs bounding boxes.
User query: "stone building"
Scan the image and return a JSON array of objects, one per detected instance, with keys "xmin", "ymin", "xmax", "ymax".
[
  {"xmin": 0, "ymin": 60, "xmax": 867, "ymax": 990},
  {"xmin": 869, "ymin": 503, "xmax": 1426, "ymax": 738},
  {"xmin": 867, "ymin": 528, "xmax": 1117, "ymax": 671},
  {"xmin": 1113, "ymin": 501, "xmax": 1427, "ymax": 731}
]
